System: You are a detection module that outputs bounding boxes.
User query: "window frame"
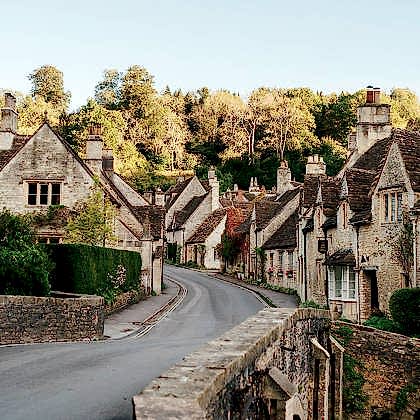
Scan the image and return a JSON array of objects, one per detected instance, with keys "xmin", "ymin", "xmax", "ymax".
[
  {"xmin": 382, "ymin": 190, "xmax": 403, "ymax": 223},
  {"xmin": 328, "ymin": 266, "xmax": 356, "ymax": 300},
  {"xmin": 25, "ymin": 181, "xmax": 62, "ymax": 207}
]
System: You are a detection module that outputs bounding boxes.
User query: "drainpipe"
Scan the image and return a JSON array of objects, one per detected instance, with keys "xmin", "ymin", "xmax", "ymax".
[
  {"xmin": 303, "ymin": 230, "xmax": 308, "ymax": 301},
  {"xmin": 411, "ymin": 216, "xmax": 417, "ymax": 287},
  {"xmin": 355, "ymin": 225, "xmax": 361, "ymax": 324},
  {"xmin": 324, "ymin": 228, "xmax": 329, "ymax": 309}
]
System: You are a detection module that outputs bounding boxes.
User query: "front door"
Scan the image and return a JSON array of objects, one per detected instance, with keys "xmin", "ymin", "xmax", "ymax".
[{"xmin": 369, "ymin": 271, "xmax": 379, "ymax": 312}]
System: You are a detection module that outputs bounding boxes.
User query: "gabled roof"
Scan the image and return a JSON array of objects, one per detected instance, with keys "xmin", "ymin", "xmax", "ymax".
[
  {"xmin": 165, "ymin": 177, "xmax": 193, "ymax": 195},
  {"xmin": 0, "ymin": 134, "xmax": 31, "ymax": 171},
  {"xmin": 131, "ymin": 206, "xmax": 165, "ymax": 240},
  {"xmin": 186, "ymin": 208, "xmax": 226, "ymax": 244},
  {"xmin": 273, "ymin": 187, "xmax": 301, "ymax": 207},
  {"xmin": 302, "ymin": 174, "xmax": 323, "ymax": 208},
  {"xmin": 319, "ymin": 178, "xmax": 340, "ymax": 217},
  {"xmin": 394, "ymin": 129, "xmax": 420, "ymax": 192},
  {"xmin": 169, "ymin": 194, "xmax": 207, "ymax": 231},
  {"xmin": 262, "ymin": 210, "xmax": 298, "ymax": 250},
  {"xmin": 345, "ymin": 168, "xmax": 376, "ymax": 213},
  {"xmin": 255, "ymin": 201, "xmax": 284, "ymax": 231}
]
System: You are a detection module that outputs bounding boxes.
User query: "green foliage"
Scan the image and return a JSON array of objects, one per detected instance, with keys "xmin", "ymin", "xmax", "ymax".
[
  {"xmin": 343, "ymin": 354, "xmax": 369, "ymax": 414},
  {"xmin": 389, "ymin": 288, "xmax": 420, "ymax": 335},
  {"xmin": 299, "ymin": 300, "xmax": 328, "ymax": 309},
  {"xmin": 363, "ymin": 315, "xmax": 403, "ymax": 334},
  {"xmin": 64, "ymin": 181, "xmax": 117, "ymax": 247},
  {"xmin": 28, "ymin": 65, "xmax": 70, "ymax": 111},
  {"xmin": 0, "ymin": 209, "xmax": 51, "ymax": 296},
  {"xmin": 334, "ymin": 324, "xmax": 354, "ymax": 346},
  {"xmin": 47, "ymin": 244, "xmax": 142, "ymax": 297},
  {"xmin": 395, "ymin": 383, "xmax": 417, "ymax": 411}
]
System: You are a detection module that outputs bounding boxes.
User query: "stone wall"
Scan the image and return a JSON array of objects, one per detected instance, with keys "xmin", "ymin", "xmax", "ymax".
[
  {"xmin": 332, "ymin": 321, "xmax": 420, "ymax": 419},
  {"xmin": 0, "ymin": 293, "xmax": 104, "ymax": 345},
  {"xmin": 133, "ymin": 308, "xmax": 342, "ymax": 419}
]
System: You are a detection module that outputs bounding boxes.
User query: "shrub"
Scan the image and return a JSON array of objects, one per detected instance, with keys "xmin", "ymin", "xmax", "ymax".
[
  {"xmin": 389, "ymin": 288, "xmax": 420, "ymax": 335},
  {"xmin": 46, "ymin": 244, "xmax": 142, "ymax": 297},
  {"xmin": 300, "ymin": 300, "xmax": 328, "ymax": 309},
  {"xmin": 0, "ymin": 210, "xmax": 51, "ymax": 296},
  {"xmin": 363, "ymin": 315, "xmax": 403, "ymax": 334}
]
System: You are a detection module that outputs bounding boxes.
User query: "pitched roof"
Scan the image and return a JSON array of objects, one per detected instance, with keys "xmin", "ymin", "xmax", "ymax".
[
  {"xmin": 273, "ymin": 187, "xmax": 301, "ymax": 207},
  {"xmin": 394, "ymin": 129, "xmax": 420, "ymax": 192},
  {"xmin": 169, "ymin": 194, "xmax": 207, "ymax": 231},
  {"xmin": 320, "ymin": 178, "xmax": 340, "ymax": 217},
  {"xmin": 0, "ymin": 134, "xmax": 31, "ymax": 171},
  {"xmin": 345, "ymin": 168, "xmax": 376, "ymax": 213},
  {"xmin": 262, "ymin": 211, "xmax": 298, "ymax": 250},
  {"xmin": 302, "ymin": 174, "xmax": 322, "ymax": 208},
  {"xmin": 186, "ymin": 208, "xmax": 226, "ymax": 244},
  {"xmin": 164, "ymin": 177, "xmax": 194, "ymax": 210},
  {"xmin": 131, "ymin": 205, "xmax": 165, "ymax": 240},
  {"xmin": 255, "ymin": 201, "xmax": 284, "ymax": 231}
]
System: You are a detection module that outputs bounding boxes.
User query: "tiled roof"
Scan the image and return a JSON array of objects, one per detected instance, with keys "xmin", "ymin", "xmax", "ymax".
[
  {"xmin": 352, "ymin": 136, "xmax": 391, "ymax": 173},
  {"xmin": 0, "ymin": 134, "xmax": 31, "ymax": 171},
  {"xmin": 186, "ymin": 208, "xmax": 226, "ymax": 244},
  {"xmin": 200, "ymin": 179, "xmax": 212, "ymax": 192},
  {"xmin": 255, "ymin": 201, "xmax": 284, "ymax": 231},
  {"xmin": 345, "ymin": 168, "xmax": 375, "ymax": 213},
  {"xmin": 164, "ymin": 177, "xmax": 194, "ymax": 210},
  {"xmin": 131, "ymin": 205, "xmax": 165, "ymax": 240},
  {"xmin": 349, "ymin": 209, "xmax": 372, "ymax": 226},
  {"xmin": 262, "ymin": 211, "xmax": 298, "ymax": 250},
  {"xmin": 320, "ymin": 178, "xmax": 340, "ymax": 216},
  {"xmin": 169, "ymin": 194, "xmax": 207, "ymax": 231},
  {"xmin": 325, "ymin": 248, "xmax": 355, "ymax": 266},
  {"xmin": 395, "ymin": 129, "xmax": 420, "ymax": 192},
  {"xmin": 302, "ymin": 175, "xmax": 322, "ymax": 208},
  {"xmin": 273, "ymin": 187, "xmax": 301, "ymax": 207}
]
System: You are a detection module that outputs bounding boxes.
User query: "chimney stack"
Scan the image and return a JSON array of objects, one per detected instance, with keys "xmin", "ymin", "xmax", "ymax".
[
  {"xmin": 154, "ymin": 188, "xmax": 165, "ymax": 206},
  {"xmin": 353, "ymin": 86, "xmax": 391, "ymax": 155},
  {"xmin": 208, "ymin": 166, "xmax": 220, "ymax": 211},
  {"xmin": 85, "ymin": 124, "xmax": 103, "ymax": 173},
  {"xmin": 276, "ymin": 160, "xmax": 292, "ymax": 194},
  {"xmin": 0, "ymin": 93, "xmax": 18, "ymax": 151},
  {"xmin": 305, "ymin": 155, "xmax": 326, "ymax": 175}
]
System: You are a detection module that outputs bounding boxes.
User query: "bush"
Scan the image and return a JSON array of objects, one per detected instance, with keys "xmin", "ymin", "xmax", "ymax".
[
  {"xmin": 363, "ymin": 315, "xmax": 403, "ymax": 334},
  {"xmin": 389, "ymin": 288, "xmax": 420, "ymax": 335},
  {"xmin": 0, "ymin": 210, "xmax": 51, "ymax": 296},
  {"xmin": 46, "ymin": 244, "xmax": 142, "ymax": 297},
  {"xmin": 300, "ymin": 300, "xmax": 328, "ymax": 309}
]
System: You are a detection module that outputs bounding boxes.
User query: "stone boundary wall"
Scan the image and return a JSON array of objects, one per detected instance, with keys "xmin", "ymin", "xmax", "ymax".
[
  {"xmin": 104, "ymin": 288, "xmax": 146, "ymax": 316},
  {"xmin": 332, "ymin": 321, "xmax": 420, "ymax": 419},
  {"xmin": 0, "ymin": 293, "xmax": 104, "ymax": 345},
  {"xmin": 133, "ymin": 308, "xmax": 333, "ymax": 419}
]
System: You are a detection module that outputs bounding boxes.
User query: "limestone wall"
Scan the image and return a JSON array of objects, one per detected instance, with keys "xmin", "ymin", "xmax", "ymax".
[
  {"xmin": 0, "ymin": 293, "xmax": 104, "ymax": 345},
  {"xmin": 332, "ymin": 321, "xmax": 420, "ymax": 420},
  {"xmin": 133, "ymin": 308, "xmax": 340, "ymax": 420}
]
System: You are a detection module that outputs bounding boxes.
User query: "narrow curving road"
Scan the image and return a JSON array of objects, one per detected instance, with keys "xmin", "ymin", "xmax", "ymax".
[{"xmin": 0, "ymin": 266, "xmax": 264, "ymax": 420}]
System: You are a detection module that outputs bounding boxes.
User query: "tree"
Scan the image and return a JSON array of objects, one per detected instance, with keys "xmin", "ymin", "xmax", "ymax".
[
  {"xmin": 389, "ymin": 88, "xmax": 420, "ymax": 129},
  {"xmin": 28, "ymin": 65, "xmax": 70, "ymax": 111},
  {"xmin": 94, "ymin": 69, "xmax": 121, "ymax": 109},
  {"xmin": 0, "ymin": 209, "xmax": 51, "ymax": 296},
  {"xmin": 64, "ymin": 181, "xmax": 117, "ymax": 246},
  {"xmin": 261, "ymin": 89, "xmax": 316, "ymax": 161}
]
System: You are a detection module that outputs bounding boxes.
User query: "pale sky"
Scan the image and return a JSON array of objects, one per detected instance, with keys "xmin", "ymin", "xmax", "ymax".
[{"xmin": 1, "ymin": 0, "xmax": 419, "ymax": 110}]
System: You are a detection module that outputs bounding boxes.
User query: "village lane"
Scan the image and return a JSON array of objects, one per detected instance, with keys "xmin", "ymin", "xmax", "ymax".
[{"xmin": 0, "ymin": 265, "xmax": 265, "ymax": 420}]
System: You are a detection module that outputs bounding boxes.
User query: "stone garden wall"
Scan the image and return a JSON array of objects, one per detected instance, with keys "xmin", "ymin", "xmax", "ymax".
[
  {"xmin": 133, "ymin": 308, "xmax": 341, "ymax": 419},
  {"xmin": 0, "ymin": 292, "xmax": 104, "ymax": 345},
  {"xmin": 332, "ymin": 321, "xmax": 420, "ymax": 419}
]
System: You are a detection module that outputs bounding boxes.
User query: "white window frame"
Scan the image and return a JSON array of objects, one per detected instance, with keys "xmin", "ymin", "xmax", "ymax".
[
  {"xmin": 382, "ymin": 191, "xmax": 403, "ymax": 223},
  {"xmin": 328, "ymin": 266, "xmax": 356, "ymax": 300}
]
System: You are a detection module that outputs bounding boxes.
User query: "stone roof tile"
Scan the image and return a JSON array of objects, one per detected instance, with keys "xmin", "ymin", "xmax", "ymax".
[
  {"xmin": 186, "ymin": 208, "xmax": 226, "ymax": 244},
  {"xmin": 262, "ymin": 211, "xmax": 298, "ymax": 250}
]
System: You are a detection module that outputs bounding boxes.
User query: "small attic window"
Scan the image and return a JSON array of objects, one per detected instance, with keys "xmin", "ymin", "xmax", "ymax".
[
  {"xmin": 383, "ymin": 191, "xmax": 402, "ymax": 223},
  {"xmin": 26, "ymin": 182, "xmax": 61, "ymax": 206}
]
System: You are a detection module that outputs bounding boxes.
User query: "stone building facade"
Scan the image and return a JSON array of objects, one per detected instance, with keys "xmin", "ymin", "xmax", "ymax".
[{"xmin": 0, "ymin": 93, "xmax": 165, "ymax": 294}]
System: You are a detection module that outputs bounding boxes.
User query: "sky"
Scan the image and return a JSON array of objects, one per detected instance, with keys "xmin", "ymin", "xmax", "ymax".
[{"xmin": 1, "ymin": 0, "xmax": 419, "ymax": 110}]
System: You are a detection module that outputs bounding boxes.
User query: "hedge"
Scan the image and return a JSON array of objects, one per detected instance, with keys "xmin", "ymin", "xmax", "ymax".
[
  {"xmin": 46, "ymin": 244, "xmax": 142, "ymax": 295},
  {"xmin": 389, "ymin": 287, "xmax": 420, "ymax": 335}
]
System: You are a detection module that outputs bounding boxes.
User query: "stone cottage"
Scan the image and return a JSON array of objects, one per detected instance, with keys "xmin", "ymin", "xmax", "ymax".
[
  {"xmin": 0, "ymin": 93, "xmax": 165, "ymax": 294},
  {"xmin": 164, "ymin": 168, "xmax": 220, "ymax": 264},
  {"xmin": 299, "ymin": 87, "xmax": 420, "ymax": 321}
]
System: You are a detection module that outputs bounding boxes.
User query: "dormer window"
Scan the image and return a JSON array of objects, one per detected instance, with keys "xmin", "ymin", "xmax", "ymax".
[
  {"xmin": 26, "ymin": 181, "xmax": 61, "ymax": 206},
  {"xmin": 383, "ymin": 191, "xmax": 402, "ymax": 223}
]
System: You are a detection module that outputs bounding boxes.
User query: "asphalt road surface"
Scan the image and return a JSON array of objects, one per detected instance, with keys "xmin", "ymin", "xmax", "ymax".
[{"xmin": 0, "ymin": 266, "xmax": 264, "ymax": 420}]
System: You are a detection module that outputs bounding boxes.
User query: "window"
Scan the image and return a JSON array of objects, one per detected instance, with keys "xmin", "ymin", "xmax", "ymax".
[
  {"xmin": 27, "ymin": 182, "xmax": 61, "ymax": 206},
  {"xmin": 328, "ymin": 266, "xmax": 356, "ymax": 299},
  {"xmin": 288, "ymin": 251, "xmax": 294, "ymax": 270},
  {"xmin": 37, "ymin": 236, "xmax": 61, "ymax": 244},
  {"xmin": 383, "ymin": 191, "xmax": 403, "ymax": 223},
  {"xmin": 269, "ymin": 253, "xmax": 274, "ymax": 267}
]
